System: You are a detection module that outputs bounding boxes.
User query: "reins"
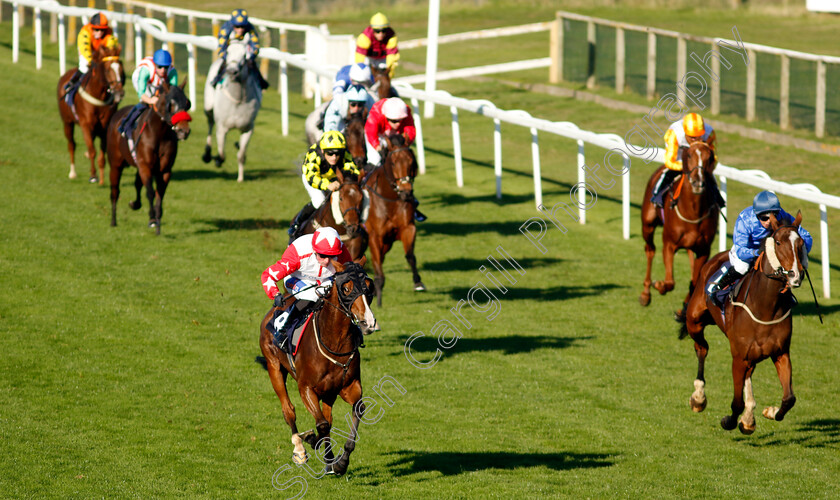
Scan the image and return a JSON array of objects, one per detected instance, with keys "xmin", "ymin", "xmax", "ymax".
[{"xmin": 77, "ymin": 57, "xmax": 121, "ymax": 107}]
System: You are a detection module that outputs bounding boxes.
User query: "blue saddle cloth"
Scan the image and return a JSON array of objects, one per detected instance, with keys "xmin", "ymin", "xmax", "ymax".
[{"xmin": 267, "ymin": 307, "xmax": 313, "ymax": 354}]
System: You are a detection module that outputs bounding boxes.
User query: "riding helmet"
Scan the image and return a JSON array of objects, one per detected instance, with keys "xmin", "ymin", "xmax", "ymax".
[
  {"xmin": 346, "ymin": 85, "xmax": 368, "ymax": 103},
  {"xmin": 319, "ymin": 131, "xmax": 346, "ymax": 151},
  {"xmin": 683, "ymin": 112, "xmax": 705, "ymax": 137},
  {"xmin": 370, "ymin": 12, "xmax": 389, "ymax": 29},
  {"xmin": 230, "ymin": 9, "xmax": 249, "ymax": 27},
  {"xmin": 312, "ymin": 227, "xmax": 343, "ymax": 256},
  {"xmin": 89, "ymin": 12, "xmax": 109, "ymax": 30},
  {"xmin": 382, "ymin": 97, "xmax": 409, "ymax": 121},
  {"xmin": 153, "ymin": 49, "xmax": 173, "ymax": 68},
  {"xmin": 753, "ymin": 191, "xmax": 781, "ymax": 216},
  {"xmin": 348, "ymin": 64, "xmax": 372, "ymax": 85}
]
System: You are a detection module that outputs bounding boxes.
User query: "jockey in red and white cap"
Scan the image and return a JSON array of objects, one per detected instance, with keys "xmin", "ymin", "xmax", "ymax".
[
  {"xmin": 261, "ymin": 227, "xmax": 352, "ymax": 351},
  {"xmin": 364, "ymin": 97, "xmax": 415, "ymax": 167}
]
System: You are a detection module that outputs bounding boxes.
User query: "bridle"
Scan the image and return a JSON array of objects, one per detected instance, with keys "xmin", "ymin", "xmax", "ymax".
[
  {"xmin": 367, "ymin": 146, "xmax": 416, "ymax": 202},
  {"xmin": 337, "ymin": 181, "xmax": 364, "ymax": 233}
]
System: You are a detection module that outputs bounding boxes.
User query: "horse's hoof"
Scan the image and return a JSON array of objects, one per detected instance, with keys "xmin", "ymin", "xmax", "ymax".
[
  {"xmin": 128, "ymin": 201, "xmax": 141, "ymax": 211},
  {"xmin": 762, "ymin": 407, "xmax": 779, "ymax": 420},
  {"xmin": 653, "ymin": 281, "xmax": 668, "ymax": 295},
  {"xmin": 234, "ymin": 141, "xmax": 240, "ymax": 150},
  {"xmin": 292, "ymin": 450, "xmax": 308, "ymax": 465},
  {"xmin": 201, "ymin": 151, "xmax": 212, "ymax": 164},
  {"xmin": 720, "ymin": 416, "xmax": 737, "ymax": 431},
  {"xmin": 639, "ymin": 293, "xmax": 651, "ymax": 307},
  {"xmin": 414, "ymin": 282, "xmax": 426, "ymax": 292},
  {"xmin": 738, "ymin": 420, "xmax": 756, "ymax": 435},
  {"xmin": 689, "ymin": 395, "xmax": 707, "ymax": 412},
  {"xmin": 89, "ymin": 176, "xmax": 98, "ymax": 184},
  {"xmin": 148, "ymin": 220, "xmax": 157, "ymax": 228},
  {"xmin": 214, "ymin": 157, "xmax": 224, "ymax": 168},
  {"xmin": 68, "ymin": 171, "xmax": 77, "ymax": 180}
]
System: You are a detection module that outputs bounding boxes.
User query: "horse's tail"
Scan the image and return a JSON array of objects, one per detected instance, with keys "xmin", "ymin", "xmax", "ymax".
[
  {"xmin": 255, "ymin": 356, "xmax": 268, "ymax": 371},
  {"xmin": 678, "ymin": 321, "xmax": 689, "ymax": 340}
]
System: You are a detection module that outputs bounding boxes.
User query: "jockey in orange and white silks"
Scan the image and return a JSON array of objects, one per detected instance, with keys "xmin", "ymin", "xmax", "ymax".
[
  {"xmin": 355, "ymin": 12, "xmax": 399, "ymax": 78},
  {"xmin": 650, "ymin": 113, "xmax": 724, "ymax": 208}
]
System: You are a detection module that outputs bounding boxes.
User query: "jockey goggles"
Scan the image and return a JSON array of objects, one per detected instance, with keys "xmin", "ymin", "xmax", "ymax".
[{"xmin": 758, "ymin": 212, "xmax": 779, "ymax": 222}]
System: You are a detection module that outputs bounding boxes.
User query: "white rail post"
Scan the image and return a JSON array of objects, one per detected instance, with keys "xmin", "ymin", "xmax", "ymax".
[
  {"xmin": 35, "ymin": 7, "xmax": 42, "ymax": 70},
  {"xmin": 423, "ymin": 0, "xmax": 440, "ymax": 118},
  {"xmin": 494, "ymin": 118, "xmax": 502, "ymax": 200},
  {"xmin": 187, "ymin": 43, "xmax": 196, "ymax": 111},
  {"xmin": 820, "ymin": 204, "xmax": 830, "ymax": 298},
  {"xmin": 676, "ymin": 35, "xmax": 686, "ymax": 103},
  {"xmin": 531, "ymin": 127, "xmax": 542, "ymax": 210},
  {"xmin": 646, "ymin": 32, "xmax": 656, "ymax": 100},
  {"xmin": 13, "ymin": 3, "xmax": 20, "ymax": 64},
  {"xmin": 615, "ymin": 26, "xmax": 625, "ymax": 94},
  {"xmin": 58, "ymin": 13, "xmax": 66, "ymax": 75},
  {"xmin": 134, "ymin": 22, "xmax": 142, "ymax": 65},
  {"xmin": 816, "ymin": 60, "xmax": 826, "ymax": 138},
  {"xmin": 622, "ymin": 153, "xmax": 630, "ymax": 240},
  {"xmin": 451, "ymin": 106, "xmax": 463, "ymax": 188},
  {"xmin": 779, "ymin": 54, "xmax": 790, "ymax": 130},
  {"xmin": 710, "ymin": 41, "xmax": 720, "ymax": 115},
  {"xmin": 577, "ymin": 140, "xmax": 586, "ymax": 224},
  {"xmin": 746, "ymin": 49, "xmax": 756, "ymax": 122},
  {"xmin": 410, "ymin": 97, "xmax": 426, "ymax": 175},
  {"xmin": 718, "ymin": 176, "xmax": 727, "ymax": 252},
  {"xmin": 280, "ymin": 60, "xmax": 289, "ymax": 136}
]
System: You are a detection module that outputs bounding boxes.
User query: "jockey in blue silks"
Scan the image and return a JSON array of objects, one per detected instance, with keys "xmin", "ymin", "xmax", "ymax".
[
  {"xmin": 706, "ymin": 190, "xmax": 813, "ymax": 306},
  {"xmin": 333, "ymin": 63, "xmax": 372, "ymax": 97},
  {"xmin": 211, "ymin": 9, "xmax": 269, "ymax": 90}
]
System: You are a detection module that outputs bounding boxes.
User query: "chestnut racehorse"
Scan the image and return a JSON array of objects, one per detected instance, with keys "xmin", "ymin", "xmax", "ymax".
[
  {"xmin": 344, "ymin": 109, "xmax": 368, "ymax": 171},
  {"xmin": 57, "ymin": 45, "xmax": 125, "ymax": 184},
  {"xmin": 259, "ymin": 260, "xmax": 378, "ymax": 476},
  {"xmin": 640, "ymin": 141, "xmax": 719, "ymax": 315},
  {"xmin": 369, "ymin": 62, "xmax": 394, "ymax": 101},
  {"xmin": 363, "ymin": 134, "xmax": 425, "ymax": 306},
  {"xmin": 679, "ymin": 213, "xmax": 807, "ymax": 434},
  {"xmin": 300, "ymin": 169, "xmax": 368, "ymax": 260},
  {"xmin": 105, "ymin": 80, "xmax": 191, "ymax": 235}
]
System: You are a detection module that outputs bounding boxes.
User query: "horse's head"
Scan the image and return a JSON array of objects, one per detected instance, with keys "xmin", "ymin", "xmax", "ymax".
[
  {"xmin": 683, "ymin": 141, "xmax": 716, "ymax": 195},
  {"xmin": 370, "ymin": 62, "xmax": 391, "ymax": 100},
  {"xmin": 763, "ymin": 211, "xmax": 807, "ymax": 289},
  {"xmin": 334, "ymin": 169, "xmax": 364, "ymax": 237},
  {"xmin": 159, "ymin": 79, "xmax": 192, "ymax": 141},
  {"xmin": 93, "ymin": 45, "xmax": 125, "ymax": 104},
  {"xmin": 381, "ymin": 134, "xmax": 417, "ymax": 202},
  {"xmin": 224, "ymin": 42, "xmax": 250, "ymax": 84},
  {"xmin": 330, "ymin": 260, "xmax": 377, "ymax": 334},
  {"xmin": 345, "ymin": 111, "xmax": 368, "ymax": 169}
]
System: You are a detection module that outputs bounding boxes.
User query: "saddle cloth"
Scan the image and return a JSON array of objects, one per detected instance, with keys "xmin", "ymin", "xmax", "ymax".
[{"xmin": 267, "ymin": 308, "xmax": 314, "ymax": 356}]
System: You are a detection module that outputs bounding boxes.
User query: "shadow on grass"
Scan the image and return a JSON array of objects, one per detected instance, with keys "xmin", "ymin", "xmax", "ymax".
[
  {"xmin": 740, "ymin": 418, "xmax": 840, "ymax": 448},
  {"xmin": 194, "ymin": 218, "xmax": 286, "ymax": 232},
  {"xmin": 396, "ymin": 334, "xmax": 593, "ymax": 356},
  {"xmin": 386, "ymin": 450, "xmax": 614, "ymax": 476},
  {"xmin": 173, "ymin": 167, "xmax": 295, "ymax": 182},
  {"xmin": 416, "ymin": 220, "xmax": 533, "ymax": 237},
  {"xmin": 422, "ymin": 256, "xmax": 563, "ymax": 272},
  {"xmin": 425, "ymin": 191, "xmax": 565, "ymax": 207},
  {"xmin": 447, "ymin": 283, "xmax": 624, "ymax": 301}
]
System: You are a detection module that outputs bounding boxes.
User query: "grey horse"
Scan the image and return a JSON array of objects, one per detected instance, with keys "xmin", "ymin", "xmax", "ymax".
[{"xmin": 202, "ymin": 42, "xmax": 262, "ymax": 182}]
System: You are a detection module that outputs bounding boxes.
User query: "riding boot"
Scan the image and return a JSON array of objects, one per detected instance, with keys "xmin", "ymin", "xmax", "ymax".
[
  {"xmin": 706, "ymin": 264, "xmax": 743, "ymax": 307},
  {"xmin": 211, "ymin": 60, "xmax": 226, "ymax": 87},
  {"xmin": 410, "ymin": 197, "xmax": 427, "ymax": 222},
  {"xmin": 63, "ymin": 70, "xmax": 82, "ymax": 95},
  {"xmin": 651, "ymin": 169, "xmax": 680, "ymax": 208},
  {"xmin": 248, "ymin": 59, "xmax": 270, "ymax": 90},
  {"xmin": 119, "ymin": 103, "xmax": 146, "ymax": 137},
  {"xmin": 288, "ymin": 202, "xmax": 316, "ymax": 242},
  {"xmin": 272, "ymin": 304, "xmax": 301, "ymax": 353}
]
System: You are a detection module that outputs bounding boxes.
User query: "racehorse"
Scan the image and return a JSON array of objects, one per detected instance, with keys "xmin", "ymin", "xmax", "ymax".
[
  {"xmin": 105, "ymin": 80, "xmax": 191, "ymax": 235},
  {"xmin": 363, "ymin": 134, "xmax": 425, "ymax": 306},
  {"xmin": 344, "ymin": 109, "xmax": 368, "ymax": 171},
  {"xmin": 57, "ymin": 45, "xmax": 125, "ymax": 184},
  {"xmin": 259, "ymin": 260, "xmax": 377, "ymax": 476},
  {"xmin": 299, "ymin": 169, "xmax": 368, "ymax": 260},
  {"xmin": 639, "ymin": 141, "xmax": 719, "ymax": 316},
  {"xmin": 678, "ymin": 213, "xmax": 806, "ymax": 434},
  {"xmin": 369, "ymin": 61, "xmax": 394, "ymax": 101},
  {"xmin": 202, "ymin": 41, "xmax": 262, "ymax": 183}
]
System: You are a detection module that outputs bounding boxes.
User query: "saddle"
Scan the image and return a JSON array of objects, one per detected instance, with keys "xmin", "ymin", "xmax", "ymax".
[{"xmin": 267, "ymin": 305, "xmax": 315, "ymax": 356}]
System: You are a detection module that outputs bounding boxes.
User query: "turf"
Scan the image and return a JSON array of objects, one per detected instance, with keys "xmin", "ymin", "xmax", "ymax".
[{"xmin": 2, "ymin": 7, "xmax": 840, "ymax": 499}]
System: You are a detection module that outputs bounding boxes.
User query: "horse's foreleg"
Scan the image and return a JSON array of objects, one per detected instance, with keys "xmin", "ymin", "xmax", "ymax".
[
  {"xmin": 97, "ymin": 131, "xmax": 107, "ymax": 186},
  {"xmin": 63, "ymin": 121, "xmax": 77, "ymax": 180},
  {"xmin": 400, "ymin": 224, "xmax": 425, "ymax": 291},
  {"xmin": 640, "ymin": 221, "xmax": 656, "ymax": 306},
  {"xmin": 151, "ymin": 171, "xmax": 170, "ymax": 236},
  {"xmin": 332, "ymin": 380, "xmax": 364, "ymax": 476},
  {"xmin": 721, "ymin": 358, "xmax": 749, "ymax": 431},
  {"xmin": 129, "ymin": 171, "xmax": 143, "ymax": 211},
  {"xmin": 260, "ymin": 339, "xmax": 305, "ymax": 463},
  {"xmin": 202, "ymin": 109, "xmax": 215, "ymax": 164},
  {"xmin": 214, "ymin": 124, "xmax": 227, "ymax": 168},
  {"xmin": 368, "ymin": 235, "xmax": 386, "ymax": 307},
  {"xmin": 688, "ymin": 325, "xmax": 709, "ymax": 413},
  {"xmin": 109, "ymin": 165, "xmax": 124, "ymax": 227},
  {"xmin": 763, "ymin": 352, "xmax": 796, "ymax": 421},
  {"xmin": 738, "ymin": 372, "xmax": 757, "ymax": 435},
  {"xmin": 236, "ymin": 127, "xmax": 254, "ymax": 183},
  {"xmin": 297, "ymin": 386, "xmax": 333, "ymax": 474},
  {"xmin": 80, "ymin": 125, "xmax": 98, "ymax": 183},
  {"xmin": 654, "ymin": 241, "xmax": 677, "ymax": 295}
]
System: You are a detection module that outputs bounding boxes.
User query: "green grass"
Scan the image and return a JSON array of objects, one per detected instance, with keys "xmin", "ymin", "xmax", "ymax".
[{"xmin": 3, "ymin": 7, "xmax": 840, "ymax": 499}]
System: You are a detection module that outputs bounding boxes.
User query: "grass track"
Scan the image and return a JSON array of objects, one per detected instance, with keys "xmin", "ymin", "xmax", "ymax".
[{"xmin": 2, "ymin": 9, "xmax": 840, "ymax": 499}]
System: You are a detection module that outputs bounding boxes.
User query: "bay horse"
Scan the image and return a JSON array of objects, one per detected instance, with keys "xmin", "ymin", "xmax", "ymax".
[
  {"xmin": 363, "ymin": 134, "xmax": 425, "ymax": 306},
  {"xmin": 57, "ymin": 45, "xmax": 125, "ymax": 184},
  {"xmin": 344, "ymin": 109, "xmax": 368, "ymax": 171},
  {"xmin": 105, "ymin": 80, "xmax": 192, "ymax": 235},
  {"xmin": 201, "ymin": 41, "xmax": 262, "ymax": 183},
  {"xmin": 679, "ymin": 213, "xmax": 807, "ymax": 434},
  {"xmin": 299, "ymin": 169, "xmax": 369, "ymax": 260},
  {"xmin": 259, "ymin": 260, "xmax": 378, "ymax": 476},
  {"xmin": 369, "ymin": 61, "xmax": 394, "ymax": 101},
  {"xmin": 640, "ymin": 141, "xmax": 719, "ymax": 315}
]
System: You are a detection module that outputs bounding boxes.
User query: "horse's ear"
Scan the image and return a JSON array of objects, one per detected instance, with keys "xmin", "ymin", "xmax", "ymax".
[
  {"xmin": 331, "ymin": 259, "xmax": 345, "ymax": 273},
  {"xmin": 768, "ymin": 212, "xmax": 780, "ymax": 232},
  {"xmin": 793, "ymin": 210, "xmax": 802, "ymax": 228},
  {"xmin": 354, "ymin": 255, "xmax": 367, "ymax": 267}
]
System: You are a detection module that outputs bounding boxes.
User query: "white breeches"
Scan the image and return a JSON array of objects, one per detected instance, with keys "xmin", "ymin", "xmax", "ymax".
[
  {"xmin": 365, "ymin": 136, "xmax": 382, "ymax": 167},
  {"xmin": 729, "ymin": 247, "xmax": 750, "ymax": 274},
  {"xmin": 301, "ymin": 174, "xmax": 329, "ymax": 208},
  {"xmin": 78, "ymin": 56, "xmax": 90, "ymax": 73}
]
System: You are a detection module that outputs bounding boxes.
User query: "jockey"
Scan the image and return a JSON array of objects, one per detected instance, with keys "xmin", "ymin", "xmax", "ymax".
[
  {"xmin": 211, "ymin": 9, "xmax": 269, "ymax": 90},
  {"xmin": 261, "ymin": 226, "xmax": 353, "ymax": 352},
  {"xmin": 355, "ymin": 12, "xmax": 399, "ymax": 78},
  {"xmin": 323, "ymin": 84, "xmax": 375, "ymax": 135},
  {"xmin": 288, "ymin": 131, "xmax": 361, "ymax": 241},
  {"xmin": 706, "ymin": 191, "xmax": 812, "ymax": 307},
  {"xmin": 64, "ymin": 12, "xmax": 120, "ymax": 94},
  {"xmin": 650, "ymin": 112, "xmax": 725, "ymax": 209},
  {"xmin": 364, "ymin": 97, "xmax": 426, "ymax": 222},
  {"xmin": 333, "ymin": 63, "xmax": 373, "ymax": 96},
  {"xmin": 119, "ymin": 49, "xmax": 179, "ymax": 138}
]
